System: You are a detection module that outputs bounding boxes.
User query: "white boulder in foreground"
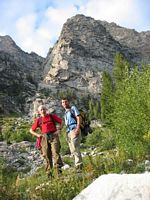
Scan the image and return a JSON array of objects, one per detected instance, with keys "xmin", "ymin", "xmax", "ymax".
[{"xmin": 73, "ymin": 173, "xmax": 150, "ymax": 200}]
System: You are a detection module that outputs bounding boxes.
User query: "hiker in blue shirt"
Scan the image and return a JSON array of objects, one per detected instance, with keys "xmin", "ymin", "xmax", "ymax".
[
  {"xmin": 65, "ymin": 105, "xmax": 80, "ymax": 133},
  {"xmin": 61, "ymin": 97, "xmax": 83, "ymax": 171}
]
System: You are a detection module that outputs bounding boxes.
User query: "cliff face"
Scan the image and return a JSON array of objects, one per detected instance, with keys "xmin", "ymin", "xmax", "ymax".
[
  {"xmin": 101, "ymin": 21, "xmax": 150, "ymax": 63},
  {"xmin": 42, "ymin": 15, "xmax": 150, "ymax": 98},
  {"xmin": 0, "ymin": 36, "xmax": 45, "ymax": 114},
  {"xmin": 0, "ymin": 14, "xmax": 150, "ymax": 114},
  {"xmin": 42, "ymin": 15, "xmax": 122, "ymax": 97},
  {"xmin": 0, "ymin": 35, "xmax": 45, "ymax": 82}
]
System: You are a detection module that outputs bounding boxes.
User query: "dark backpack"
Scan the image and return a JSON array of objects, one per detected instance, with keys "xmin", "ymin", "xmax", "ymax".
[{"xmin": 70, "ymin": 108, "xmax": 92, "ymax": 137}]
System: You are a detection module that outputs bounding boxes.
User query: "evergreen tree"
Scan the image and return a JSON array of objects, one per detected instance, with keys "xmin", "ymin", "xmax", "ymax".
[
  {"xmin": 94, "ymin": 101, "xmax": 101, "ymax": 119},
  {"xmin": 101, "ymin": 71, "xmax": 113, "ymax": 123},
  {"xmin": 113, "ymin": 53, "xmax": 130, "ymax": 89},
  {"xmin": 88, "ymin": 99, "xmax": 94, "ymax": 120},
  {"xmin": 88, "ymin": 99, "xmax": 101, "ymax": 120}
]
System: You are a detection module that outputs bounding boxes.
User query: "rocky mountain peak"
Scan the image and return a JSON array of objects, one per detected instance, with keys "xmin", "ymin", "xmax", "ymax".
[
  {"xmin": 0, "ymin": 35, "xmax": 15, "ymax": 43},
  {"xmin": 0, "ymin": 14, "xmax": 150, "ymax": 114},
  {"xmin": 42, "ymin": 14, "xmax": 149, "ymax": 98},
  {"xmin": 0, "ymin": 35, "xmax": 22, "ymax": 53},
  {"xmin": 101, "ymin": 21, "xmax": 150, "ymax": 62},
  {"xmin": 0, "ymin": 36, "xmax": 45, "ymax": 114}
]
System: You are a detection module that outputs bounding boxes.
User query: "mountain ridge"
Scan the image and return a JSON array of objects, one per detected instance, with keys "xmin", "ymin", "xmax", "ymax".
[
  {"xmin": 0, "ymin": 35, "xmax": 45, "ymax": 114},
  {"xmin": 0, "ymin": 14, "xmax": 149, "ymax": 114},
  {"xmin": 42, "ymin": 14, "xmax": 150, "ymax": 100}
]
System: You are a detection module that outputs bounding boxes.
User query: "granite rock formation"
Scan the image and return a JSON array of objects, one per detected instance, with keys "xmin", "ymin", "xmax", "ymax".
[
  {"xmin": 42, "ymin": 15, "xmax": 150, "ymax": 99},
  {"xmin": 0, "ymin": 36, "xmax": 45, "ymax": 114},
  {"xmin": 0, "ymin": 15, "xmax": 150, "ymax": 114}
]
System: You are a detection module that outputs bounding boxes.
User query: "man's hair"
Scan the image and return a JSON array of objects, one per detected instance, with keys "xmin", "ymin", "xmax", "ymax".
[
  {"xmin": 61, "ymin": 97, "xmax": 70, "ymax": 101},
  {"xmin": 38, "ymin": 105, "xmax": 47, "ymax": 112}
]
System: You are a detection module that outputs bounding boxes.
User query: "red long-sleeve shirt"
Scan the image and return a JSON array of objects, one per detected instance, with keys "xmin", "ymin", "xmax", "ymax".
[{"xmin": 31, "ymin": 113, "xmax": 62, "ymax": 134}]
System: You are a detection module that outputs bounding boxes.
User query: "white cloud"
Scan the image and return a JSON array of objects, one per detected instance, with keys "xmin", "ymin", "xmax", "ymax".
[
  {"xmin": 0, "ymin": 0, "xmax": 149, "ymax": 57},
  {"xmin": 80, "ymin": 0, "xmax": 137, "ymax": 27},
  {"xmin": 16, "ymin": 14, "xmax": 40, "ymax": 53},
  {"xmin": 13, "ymin": 4, "xmax": 78, "ymax": 56},
  {"xmin": 44, "ymin": 5, "xmax": 77, "ymax": 34}
]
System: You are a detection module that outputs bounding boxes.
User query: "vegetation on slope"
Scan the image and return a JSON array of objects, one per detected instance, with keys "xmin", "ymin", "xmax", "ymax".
[{"xmin": 0, "ymin": 54, "xmax": 150, "ymax": 199}]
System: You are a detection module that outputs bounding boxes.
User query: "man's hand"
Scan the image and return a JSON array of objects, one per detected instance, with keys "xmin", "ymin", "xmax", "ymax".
[
  {"xmin": 74, "ymin": 126, "xmax": 80, "ymax": 135},
  {"xmin": 37, "ymin": 133, "xmax": 43, "ymax": 138},
  {"xmin": 54, "ymin": 129, "xmax": 61, "ymax": 135},
  {"xmin": 30, "ymin": 128, "xmax": 42, "ymax": 138}
]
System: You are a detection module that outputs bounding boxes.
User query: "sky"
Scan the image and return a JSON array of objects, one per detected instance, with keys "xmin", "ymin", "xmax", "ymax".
[{"xmin": 0, "ymin": 0, "xmax": 150, "ymax": 57}]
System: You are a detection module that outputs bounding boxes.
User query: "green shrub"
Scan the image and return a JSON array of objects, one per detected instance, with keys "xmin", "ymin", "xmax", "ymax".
[
  {"xmin": 85, "ymin": 128, "xmax": 102, "ymax": 146},
  {"xmin": 2, "ymin": 116, "xmax": 34, "ymax": 142},
  {"xmin": 0, "ymin": 158, "xmax": 19, "ymax": 200},
  {"xmin": 110, "ymin": 65, "xmax": 150, "ymax": 158},
  {"xmin": 100, "ymin": 128, "xmax": 116, "ymax": 151},
  {"xmin": 59, "ymin": 129, "xmax": 70, "ymax": 155},
  {"xmin": 9, "ymin": 129, "xmax": 34, "ymax": 142},
  {"xmin": 85, "ymin": 127, "xmax": 115, "ymax": 151}
]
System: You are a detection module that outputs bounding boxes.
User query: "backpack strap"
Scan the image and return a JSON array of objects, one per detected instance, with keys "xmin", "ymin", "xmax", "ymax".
[
  {"xmin": 38, "ymin": 114, "xmax": 56, "ymax": 127},
  {"xmin": 66, "ymin": 107, "xmax": 81, "ymax": 127},
  {"xmin": 38, "ymin": 117, "xmax": 42, "ymax": 127},
  {"xmin": 70, "ymin": 108, "xmax": 77, "ymax": 122},
  {"xmin": 49, "ymin": 114, "xmax": 56, "ymax": 125},
  {"xmin": 70, "ymin": 108, "xmax": 86, "ymax": 129}
]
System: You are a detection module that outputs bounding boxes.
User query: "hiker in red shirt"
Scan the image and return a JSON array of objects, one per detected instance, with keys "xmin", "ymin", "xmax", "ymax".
[{"xmin": 30, "ymin": 105, "xmax": 63, "ymax": 178}]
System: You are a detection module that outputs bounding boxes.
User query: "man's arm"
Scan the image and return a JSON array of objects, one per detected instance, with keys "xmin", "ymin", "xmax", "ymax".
[
  {"xmin": 74, "ymin": 115, "xmax": 81, "ymax": 134},
  {"xmin": 29, "ymin": 118, "xmax": 42, "ymax": 137},
  {"xmin": 58, "ymin": 121, "xmax": 64, "ymax": 130},
  {"xmin": 29, "ymin": 128, "xmax": 42, "ymax": 137}
]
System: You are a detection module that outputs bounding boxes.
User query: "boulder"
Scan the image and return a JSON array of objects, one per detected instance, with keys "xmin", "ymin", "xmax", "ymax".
[{"xmin": 74, "ymin": 173, "xmax": 150, "ymax": 200}]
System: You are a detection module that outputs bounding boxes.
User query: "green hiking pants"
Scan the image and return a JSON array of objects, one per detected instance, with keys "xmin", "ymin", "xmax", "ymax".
[{"xmin": 41, "ymin": 133, "xmax": 63, "ymax": 174}]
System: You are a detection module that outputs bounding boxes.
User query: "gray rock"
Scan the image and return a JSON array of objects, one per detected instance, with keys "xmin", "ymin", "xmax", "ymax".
[
  {"xmin": 0, "ymin": 35, "xmax": 45, "ymax": 114},
  {"xmin": 74, "ymin": 173, "xmax": 150, "ymax": 200},
  {"xmin": 42, "ymin": 14, "xmax": 150, "ymax": 101},
  {"xmin": 1, "ymin": 14, "xmax": 150, "ymax": 115},
  {"xmin": 0, "ymin": 141, "xmax": 44, "ymax": 175}
]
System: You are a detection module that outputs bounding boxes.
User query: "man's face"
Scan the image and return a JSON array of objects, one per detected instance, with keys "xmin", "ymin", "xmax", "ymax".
[
  {"xmin": 61, "ymin": 99, "xmax": 70, "ymax": 109},
  {"xmin": 38, "ymin": 107, "xmax": 47, "ymax": 115}
]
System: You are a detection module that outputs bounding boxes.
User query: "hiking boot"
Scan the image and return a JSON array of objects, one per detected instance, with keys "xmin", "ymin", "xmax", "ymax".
[
  {"xmin": 57, "ymin": 168, "xmax": 62, "ymax": 175},
  {"xmin": 53, "ymin": 167, "xmax": 62, "ymax": 178},
  {"xmin": 47, "ymin": 171, "xmax": 53, "ymax": 179},
  {"xmin": 45, "ymin": 163, "xmax": 52, "ymax": 172},
  {"xmin": 75, "ymin": 164, "xmax": 83, "ymax": 173}
]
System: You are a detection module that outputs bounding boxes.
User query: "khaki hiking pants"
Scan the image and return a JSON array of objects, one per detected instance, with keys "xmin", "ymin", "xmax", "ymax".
[
  {"xmin": 67, "ymin": 130, "xmax": 82, "ymax": 168},
  {"xmin": 41, "ymin": 133, "xmax": 63, "ymax": 174}
]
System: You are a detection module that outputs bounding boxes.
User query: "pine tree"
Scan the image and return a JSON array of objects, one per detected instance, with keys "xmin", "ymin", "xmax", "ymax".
[
  {"xmin": 113, "ymin": 53, "xmax": 130, "ymax": 89},
  {"xmin": 101, "ymin": 71, "xmax": 113, "ymax": 123},
  {"xmin": 88, "ymin": 99, "xmax": 101, "ymax": 120}
]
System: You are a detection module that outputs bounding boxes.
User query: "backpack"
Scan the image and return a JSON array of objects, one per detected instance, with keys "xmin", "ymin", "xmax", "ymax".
[{"xmin": 70, "ymin": 108, "xmax": 92, "ymax": 137}]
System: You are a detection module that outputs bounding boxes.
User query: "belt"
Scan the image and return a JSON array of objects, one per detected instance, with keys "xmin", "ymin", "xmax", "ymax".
[
  {"xmin": 44, "ymin": 133, "xmax": 54, "ymax": 140},
  {"xmin": 67, "ymin": 127, "xmax": 76, "ymax": 133},
  {"xmin": 43, "ymin": 131, "xmax": 55, "ymax": 134}
]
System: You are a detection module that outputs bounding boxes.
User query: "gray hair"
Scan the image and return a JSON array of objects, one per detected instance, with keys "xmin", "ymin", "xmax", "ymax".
[{"xmin": 38, "ymin": 105, "xmax": 47, "ymax": 112}]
